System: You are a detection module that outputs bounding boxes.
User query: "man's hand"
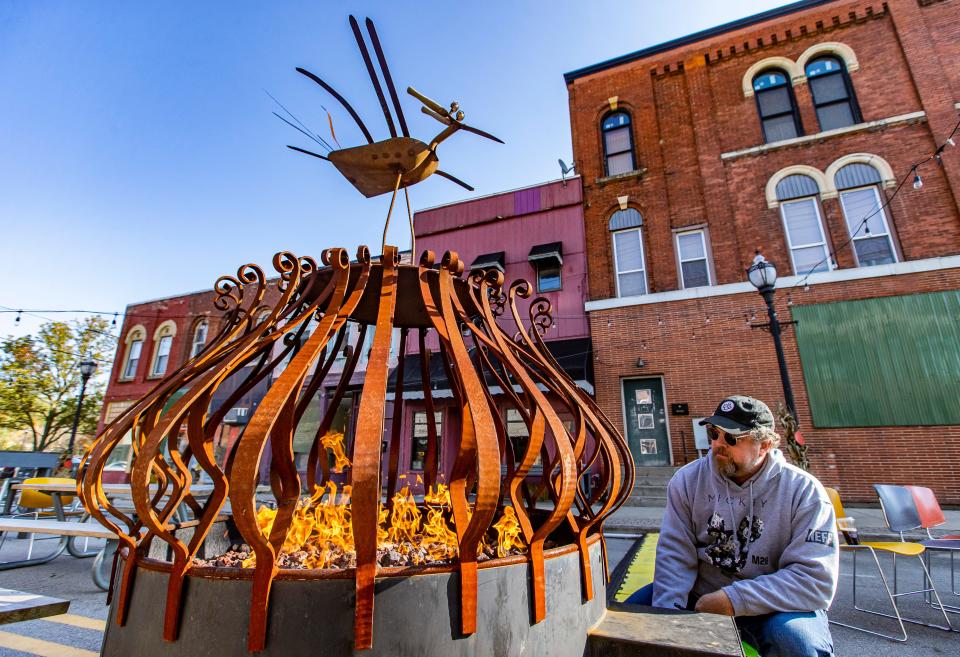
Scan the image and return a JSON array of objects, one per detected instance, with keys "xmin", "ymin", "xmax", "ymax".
[{"xmin": 694, "ymin": 590, "xmax": 735, "ymax": 616}]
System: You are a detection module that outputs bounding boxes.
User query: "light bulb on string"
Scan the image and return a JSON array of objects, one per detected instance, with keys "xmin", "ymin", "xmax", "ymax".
[
  {"xmin": 913, "ymin": 170, "xmax": 923, "ymax": 190},
  {"xmin": 14, "ymin": 310, "xmax": 22, "ymax": 325},
  {"xmin": 948, "ymin": 138, "xmax": 956, "ymax": 147},
  {"xmin": 112, "ymin": 312, "xmax": 118, "ymax": 327}
]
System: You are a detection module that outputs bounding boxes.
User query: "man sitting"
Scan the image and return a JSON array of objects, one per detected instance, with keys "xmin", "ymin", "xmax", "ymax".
[{"xmin": 628, "ymin": 395, "xmax": 838, "ymax": 657}]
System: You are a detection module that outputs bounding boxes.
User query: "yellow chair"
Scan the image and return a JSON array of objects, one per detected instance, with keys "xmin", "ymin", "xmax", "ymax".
[
  {"xmin": 826, "ymin": 487, "xmax": 951, "ymax": 641},
  {"xmin": 0, "ymin": 477, "xmax": 78, "ymax": 560}
]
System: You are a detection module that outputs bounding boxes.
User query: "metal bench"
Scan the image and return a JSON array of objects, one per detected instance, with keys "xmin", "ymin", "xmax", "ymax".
[{"xmin": 0, "ymin": 518, "xmax": 118, "ymax": 589}]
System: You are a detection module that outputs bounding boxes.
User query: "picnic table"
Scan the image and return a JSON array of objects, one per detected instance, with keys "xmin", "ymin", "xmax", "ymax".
[
  {"xmin": 0, "ymin": 451, "xmax": 62, "ymax": 515},
  {"xmin": 0, "ymin": 588, "xmax": 69, "ymax": 625}
]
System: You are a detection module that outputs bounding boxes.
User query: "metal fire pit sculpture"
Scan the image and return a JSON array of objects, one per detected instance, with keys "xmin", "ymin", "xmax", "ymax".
[
  {"xmin": 80, "ymin": 248, "xmax": 633, "ymax": 652},
  {"xmin": 79, "ymin": 15, "xmax": 634, "ymax": 655}
]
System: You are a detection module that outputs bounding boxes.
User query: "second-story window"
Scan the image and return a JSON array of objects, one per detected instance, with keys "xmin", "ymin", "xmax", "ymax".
[
  {"xmin": 122, "ymin": 328, "xmax": 145, "ymax": 380},
  {"xmin": 602, "ymin": 111, "xmax": 636, "ymax": 176},
  {"xmin": 675, "ymin": 229, "xmax": 711, "ymax": 288},
  {"xmin": 753, "ymin": 70, "xmax": 802, "ymax": 143},
  {"xmin": 152, "ymin": 332, "xmax": 173, "ymax": 377},
  {"xmin": 609, "ymin": 208, "xmax": 647, "ymax": 297},
  {"xmin": 835, "ymin": 163, "xmax": 897, "ymax": 267},
  {"xmin": 806, "ymin": 56, "xmax": 860, "ymax": 131},
  {"xmin": 775, "ymin": 174, "xmax": 831, "ymax": 276},
  {"xmin": 190, "ymin": 320, "xmax": 208, "ymax": 358},
  {"xmin": 528, "ymin": 242, "xmax": 563, "ymax": 293}
]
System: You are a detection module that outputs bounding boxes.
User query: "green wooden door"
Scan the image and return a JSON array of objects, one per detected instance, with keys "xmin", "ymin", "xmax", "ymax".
[{"xmin": 622, "ymin": 378, "xmax": 670, "ymax": 466}]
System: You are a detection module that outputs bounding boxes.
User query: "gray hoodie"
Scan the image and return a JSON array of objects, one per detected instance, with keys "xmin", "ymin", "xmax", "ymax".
[{"xmin": 652, "ymin": 448, "xmax": 839, "ymax": 616}]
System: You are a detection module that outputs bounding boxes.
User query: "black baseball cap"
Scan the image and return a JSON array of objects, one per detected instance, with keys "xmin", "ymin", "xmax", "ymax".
[{"xmin": 698, "ymin": 395, "xmax": 774, "ymax": 435}]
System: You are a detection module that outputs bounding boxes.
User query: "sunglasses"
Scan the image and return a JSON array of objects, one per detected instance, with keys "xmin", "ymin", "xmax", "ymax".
[{"xmin": 707, "ymin": 426, "xmax": 740, "ymax": 447}]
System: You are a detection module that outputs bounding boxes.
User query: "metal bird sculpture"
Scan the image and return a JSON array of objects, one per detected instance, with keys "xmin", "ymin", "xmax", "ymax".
[{"xmin": 278, "ymin": 16, "xmax": 503, "ymax": 251}]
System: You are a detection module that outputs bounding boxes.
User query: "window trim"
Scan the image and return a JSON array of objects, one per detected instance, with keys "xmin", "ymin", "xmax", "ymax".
[
  {"xmin": 601, "ymin": 110, "xmax": 637, "ymax": 177},
  {"xmin": 190, "ymin": 320, "xmax": 208, "ymax": 358},
  {"xmin": 838, "ymin": 185, "xmax": 899, "ymax": 267},
  {"xmin": 752, "ymin": 68, "xmax": 803, "ymax": 144},
  {"xmin": 120, "ymin": 325, "xmax": 146, "ymax": 382},
  {"xmin": 673, "ymin": 228, "xmax": 713, "ymax": 289},
  {"xmin": 779, "ymin": 196, "xmax": 834, "ymax": 276},
  {"xmin": 805, "ymin": 56, "xmax": 861, "ymax": 132},
  {"xmin": 148, "ymin": 320, "xmax": 177, "ymax": 379},
  {"xmin": 612, "ymin": 226, "xmax": 648, "ymax": 298}
]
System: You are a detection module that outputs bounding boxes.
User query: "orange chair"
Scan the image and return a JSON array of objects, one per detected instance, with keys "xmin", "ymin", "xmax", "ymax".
[
  {"xmin": 906, "ymin": 485, "xmax": 960, "ymax": 602},
  {"xmin": 825, "ymin": 487, "xmax": 951, "ymax": 641}
]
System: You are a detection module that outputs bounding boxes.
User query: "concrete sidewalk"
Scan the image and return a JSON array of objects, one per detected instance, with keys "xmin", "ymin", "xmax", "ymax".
[{"xmin": 605, "ymin": 504, "xmax": 960, "ymax": 541}]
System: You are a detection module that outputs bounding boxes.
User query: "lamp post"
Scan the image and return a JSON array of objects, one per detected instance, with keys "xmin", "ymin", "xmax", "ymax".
[
  {"xmin": 67, "ymin": 358, "xmax": 98, "ymax": 462},
  {"xmin": 746, "ymin": 252, "xmax": 798, "ymax": 421}
]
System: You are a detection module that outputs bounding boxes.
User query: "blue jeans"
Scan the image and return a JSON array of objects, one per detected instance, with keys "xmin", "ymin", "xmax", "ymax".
[{"xmin": 625, "ymin": 584, "xmax": 834, "ymax": 657}]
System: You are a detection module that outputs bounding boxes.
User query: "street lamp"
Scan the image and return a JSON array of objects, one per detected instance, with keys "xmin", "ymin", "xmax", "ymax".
[
  {"xmin": 746, "ymin": 252, "xmax": 798, "ymax": 421},
  {"xmin": 67, "ymin": 358, "xmax": 98, "ymax": 462}
]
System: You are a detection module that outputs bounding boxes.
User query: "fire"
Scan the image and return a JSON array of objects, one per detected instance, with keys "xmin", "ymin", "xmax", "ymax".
[
  {"xmin": 320, "ymin": 431, "xmax": 351, "ymax": 472},
  {"xmin": 492, "ymin": 506, "xmax": 525, "ymax": 557},
  {"xmin": 229, "ymin": 479, "xmax": 525, "ymax": 569}
]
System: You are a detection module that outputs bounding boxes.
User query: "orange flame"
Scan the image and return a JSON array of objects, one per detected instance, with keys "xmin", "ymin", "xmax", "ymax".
[{"xmin": 320, "ymin": 431, "xmax": 351, "ymax": 473}]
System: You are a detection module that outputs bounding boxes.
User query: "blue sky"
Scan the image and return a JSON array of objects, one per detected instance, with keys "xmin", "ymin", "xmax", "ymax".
[{"xmin": 0, "ymin": 0, "xmax": 791, "ymax": 338}]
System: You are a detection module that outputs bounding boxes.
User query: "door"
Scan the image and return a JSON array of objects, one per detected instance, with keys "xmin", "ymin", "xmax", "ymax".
[{"xmin": 622, "ymin": 378, "xmax": 670, "ymax": 466}]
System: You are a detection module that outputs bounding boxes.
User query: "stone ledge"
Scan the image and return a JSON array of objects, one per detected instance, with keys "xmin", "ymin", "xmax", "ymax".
[
  {"xmin": 719, "ymin": 111, "xmax": 927, "ymax": 161},
  {"xmin": 589, "ymin": 604, "xmax": 743, "ymax": 657}
]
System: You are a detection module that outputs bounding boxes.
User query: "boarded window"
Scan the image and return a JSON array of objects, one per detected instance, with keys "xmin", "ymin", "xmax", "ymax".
[{"xmin": 793, "ymin": 291, "xmax": 960, "ymax": 426}]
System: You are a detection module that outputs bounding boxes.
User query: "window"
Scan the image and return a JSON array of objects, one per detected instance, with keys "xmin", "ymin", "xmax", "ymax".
[
  {"xmin": 780, "ymin": 198, "xmax": 831, "ymax": 276},
  {"xmin": 608, "ymin": 208, "xmax": 646, "ymax": 297},
  {"xmin": 505, "ymin": 408, "xmax": 541, "ymax": 469},
  {"xmin": 613, "ymin": 230, "xmax": 647, "ymax": 297},
  {"xmin": 149, "ymin": 321, "xmax": 177, "ymax": 378},
  {"xmin": 835, "ymin": 164, "xmax": 896, "ymax": 267},
  {"xmin": 806, "ymin": 57, "xmax": 860, "ymax": 132},
  {"xmin": 121, "ymin": 327, "xmax": 146, "ymax": 380},
  {"xmin": 601, "ymin": 112, "xmax": 636, "ymax": 176},
  {"xmin": 152, "ymin": 334, "xmax": 173, "ymax": 377},
  {"xmin": 753, "ymin": 70, "xmax": 802, "ymax": 143},
  {"xmin": 190, "ymin": 320, "xmax": 208, "ymax": 358},
  {"xmin": 675, "ymin": 230, "xmax": 711, "ymax": 288},
  {"xmin": 410, "ymin": 410, "xmax": 442, "ymax": 470},
  {"xmin": 528, "ymin": 242, "xmax": 563, "ymax": 292}
]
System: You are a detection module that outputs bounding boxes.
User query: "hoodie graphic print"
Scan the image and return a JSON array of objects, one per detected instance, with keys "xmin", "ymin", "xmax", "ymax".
[{"xmin": 651, "ymin": 449, "xmax": 840, "ymax": 616}]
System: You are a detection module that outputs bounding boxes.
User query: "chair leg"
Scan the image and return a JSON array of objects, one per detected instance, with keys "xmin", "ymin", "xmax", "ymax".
[{"xmin": 831, "ymin": 547, "xmax": 908, "ymax": 642}]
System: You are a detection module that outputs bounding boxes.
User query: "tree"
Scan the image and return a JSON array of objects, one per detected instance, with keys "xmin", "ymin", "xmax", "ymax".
[{"xmin": 0, "ymin": 317, "xmax": 115, "ymax": 452}]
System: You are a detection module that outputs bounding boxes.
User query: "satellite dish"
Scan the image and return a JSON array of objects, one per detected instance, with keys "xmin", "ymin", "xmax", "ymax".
[{"xmin": 558, "ymin": 158, "xmax": 576, "ymax": 186}]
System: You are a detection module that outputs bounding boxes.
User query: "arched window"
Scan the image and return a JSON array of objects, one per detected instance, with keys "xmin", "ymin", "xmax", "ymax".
[
  {"xmin": 601, "ymin": 112, "xmax": 636, "ymax": 176},
  {"xmin": 805, "ymin": 56, "xmax": 860, "ymax": 131},
  {"xmin": 753, "ymin": 70, "xmax": 802, "ymax": 143},
  {"xmin": 834, "ymin": 163, "xmax": 897, "ymax": 267},
  {"xmin": 775, "ymin": 174, "xmax": 831, "ymax": 276},
  {"xmin": 608, "ymin": 208, "xmax": 647, "ymax": 297},
  {"xmin": 121, "ymin": 326, "xmax": 146, "ymax": 380},
  {"xmin": 190, "ymin": 320, "xmax": 208, "ymax": 358},
  {"xmin": 150, "ymin": 321, "xmax": 177, "ymax": 378}
]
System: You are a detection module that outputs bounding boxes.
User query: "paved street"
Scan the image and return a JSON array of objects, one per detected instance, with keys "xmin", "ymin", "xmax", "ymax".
[{"xmin": 0, "ymin": 534, "xmax": 958, "ymax": 656}]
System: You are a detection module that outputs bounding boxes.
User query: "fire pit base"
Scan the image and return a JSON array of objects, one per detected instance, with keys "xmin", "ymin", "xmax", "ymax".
[{"xmin": 101, "ymin": 537, "xmax": 606, "ymax": 657}]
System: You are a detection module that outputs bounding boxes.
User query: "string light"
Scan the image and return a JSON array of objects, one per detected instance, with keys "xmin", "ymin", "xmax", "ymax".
[
  {"xmin": 912, "ymin": 169, "xmax": 923, "ymax": 190},
  {"xmin": 14, "ymin": 310, "xmax": 21, "ymax": 325}
]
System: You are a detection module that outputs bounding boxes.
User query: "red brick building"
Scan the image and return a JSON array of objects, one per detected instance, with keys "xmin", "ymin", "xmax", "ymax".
[{"xmin": 565, "ymin": 0, "xmax": 960, "ymax": 501}]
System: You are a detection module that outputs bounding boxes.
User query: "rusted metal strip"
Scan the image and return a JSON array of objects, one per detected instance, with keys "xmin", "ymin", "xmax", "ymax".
[
  {"xmin": 386, "ymin": 327, "xmax": 408, "ymax": 503},
  {"xmin": 351, "ymin": 245, "xmax": 399, "ymax": 650}
]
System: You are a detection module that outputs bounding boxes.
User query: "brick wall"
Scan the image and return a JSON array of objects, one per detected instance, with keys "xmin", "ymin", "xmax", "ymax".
[
  {"xmin": 568, "ymin": 0, "xmax": 960, "ymax": 503},
  {"xmin": 568, "ymin": 0, "xmax": 960, "ymax": 301},
  {"xmin": 588, "ymin": 265, "xmax": 960, "ymax": 503}
]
